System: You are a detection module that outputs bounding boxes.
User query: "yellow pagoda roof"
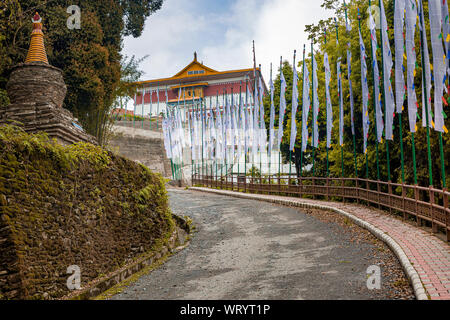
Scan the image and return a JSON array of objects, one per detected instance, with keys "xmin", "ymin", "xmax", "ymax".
[
  {"xmin": 136, "ymin": 52, "xmax": 261, "ymax": 86},
  {"xmin": 25, "ymin": 12, "xmax": 48, "ymax": 64}
]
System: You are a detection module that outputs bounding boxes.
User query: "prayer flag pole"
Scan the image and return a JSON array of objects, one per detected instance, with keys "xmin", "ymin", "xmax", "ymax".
[
  {"xmin": 245, "ymin": 80, "xmax": 248, "ymax": 178},
  {"xmin": 344, "ymin": 1, "xmax": 358, "ymax": 177},
  {"xmin": 278, "ymin": 57, "xmax": 282, "ymax": 178},
  {"xmin": 393, "ymin": 0, "xmax": 406, "ymax": 183},
  {"xmin": 290, "ymin": 49, "xmax": 298, "ymax": 180},
  {"xmin": 378, "ymin": 0, "xmax": 392, "ymax": 182},
  {"xmin": 324, "ymin": 28, "xmax": 330, "ymax": 178},
  {"xmin": 368, "ymin": 0, "xmax": 381, "ymax": 181},
  {"xmin": 238, "ymin": 82, "xmax": 242, "ymax": 179},
  {"xmin": 141, "ymin": 87, "xmax": 145, "ymax": 129},
  {"xmin": 358, "ymin": 9, "xmax": 370, "ymax": 180},
  {"xmin": 418, "ymin": 0, "xmax": 433, "ymax": 186},
  {"xmin": 300, "ymin": 46, "xmax": 305, "ymax": 177},
  {"xmin": 335, "ymin": 18, "xmax": 345, "ymax": 178},
  {"xmin": 311, "ymin": 40, "xmax": 316, "ymax": 177}
]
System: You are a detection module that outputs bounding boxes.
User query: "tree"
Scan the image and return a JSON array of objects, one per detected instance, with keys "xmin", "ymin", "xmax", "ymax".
[
  {"xmin": 264, "ymin": 0, "xmax": 449, "ymax": 189},
  {"xmin": 0, "ymin": 0, "xmax": 163, "ymax": 145}
]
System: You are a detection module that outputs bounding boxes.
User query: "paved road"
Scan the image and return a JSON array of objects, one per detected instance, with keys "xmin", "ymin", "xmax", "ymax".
[{"xmin": 111, "ymin": 189, "xmax": 411, "ymax": 300}]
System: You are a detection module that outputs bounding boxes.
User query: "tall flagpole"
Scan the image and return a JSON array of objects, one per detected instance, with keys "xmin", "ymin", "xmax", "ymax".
[
  {"xmin": 300, "ymin": 46, "xmax": 305, "ymax": 177},
  {"xmin": 311, "ymin": 40, "xmax": 316, "ymax": 177},
  {"xmin": 358, "ymin": 9, "xmax": 369, "ymax": 180},
  {"xmin": 269, "ymin": 64, "xmax": 272, "ymax": 177},
  {"xmin": 252, "ymin": 41, "xmax": 257, "ymax": 180},
  {"xmin": 190, "ymin": 102, "xmax": 194, "ymax": 183},
  {"xmin": 393, "ymin": 0, "xmax": 406, "ymax": 183},
  {"xmin": 149, "ymin": 90, "xmax": 153, "ymax": 129},
  {"xmin": 368, "ymin": 0, "xmax": 381, "ymax": 181},
  {"xmin": 133, "ymin": 93, "xmax": 137, "ymax": 128},
  {"xmin": 335, "ymin": 18, "xmax": 344, "ymax": 178},
  {"xmin": 238, "ymin": 81, "xmax": 242, "ymax": 179},
  {"xmin": 156, "ymin": 88, "xmax": 160, "ymax": 129},
  {"xmin": 141, "ymin": 87, "xmax": 145, "ymax": 129},
  {"xmin": 245, "ymin": 80, "xmax": 248, "ymax": 178},
  {"xmin": 201, "ymin": 94, "xmax": 205, "ymax": 178},
  {"xmin": 427, "ymin": 0, "xmax": 447, "ymax": 189},
  {"xmin": 224, "ymin": 88, "xmax": 228, "ymax": 180},
  {"xmin": 215, "ymin": 90, "xmax": 222, "ymax": 181},
  {"xmin": 278, "ymin": 57, "xmax": 282, "ymax": 178},
  {"xmin": 258, "ymin": 65, "xmax": 262, "ymax": 180},
  {"xmin": 209, "ymin": 96, "xmax": 213, "ymax": 179},
  {"xmin": 344, "ymin": 1, "xmax": 358, "ymax": 177},
  {"xmin": 418, "ymin": 0, "xmax": 433, "ymax": 187},
  {"xmin": 290, "ymin": 50, "xmax": 296, "ymax": 180},
  {"xmin": 227, "ymin": 85, "xmax": 235, "ymax": 183},
  {"xmin": 379, "ymin": 0, "xmax": 391, "ymax": 182},
  {"xmin": 324, "ymin": 29, "xmax": 330, "ymax": 178}
]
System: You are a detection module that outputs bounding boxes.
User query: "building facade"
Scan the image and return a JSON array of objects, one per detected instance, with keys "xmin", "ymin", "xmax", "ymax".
[{"xmin": 131, "ymin": 52, "xmax": 268, "ymax": 119}]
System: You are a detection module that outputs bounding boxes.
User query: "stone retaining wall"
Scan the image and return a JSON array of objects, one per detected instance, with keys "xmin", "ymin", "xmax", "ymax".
[
  {"xmin": 108, "ymin": 125, "xmax": 172, "ymax": 178},
  {"xmin": 0, "ymin": 126, "xmax": 176, "ymax": 299}
]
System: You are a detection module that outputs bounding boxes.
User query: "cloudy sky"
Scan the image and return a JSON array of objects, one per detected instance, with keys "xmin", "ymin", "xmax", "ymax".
[{"xmin": 122, "ymin": 0, "xmax": 334, "ymax": 84}]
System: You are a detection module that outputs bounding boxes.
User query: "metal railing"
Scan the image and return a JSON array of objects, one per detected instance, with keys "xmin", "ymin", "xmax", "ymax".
[{"xmin": 192, "ymin": 173, "xmax": 450, "ymax": 242}]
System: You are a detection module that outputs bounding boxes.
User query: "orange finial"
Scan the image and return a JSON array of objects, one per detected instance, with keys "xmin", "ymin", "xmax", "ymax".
[{"xmin": 25, "ymin": 12, "xmax": 48, "ymax": 64}]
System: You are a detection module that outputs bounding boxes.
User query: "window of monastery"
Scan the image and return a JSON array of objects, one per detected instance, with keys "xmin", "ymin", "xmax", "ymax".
[{"xmin": 187, "ymin": 70, "xmax": 205, "ymax": 75}]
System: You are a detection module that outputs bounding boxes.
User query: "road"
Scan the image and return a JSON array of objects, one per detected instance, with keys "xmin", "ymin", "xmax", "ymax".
[{"xmin": 110, "ymin": 189, "xmax": 414, "ymax": 300}]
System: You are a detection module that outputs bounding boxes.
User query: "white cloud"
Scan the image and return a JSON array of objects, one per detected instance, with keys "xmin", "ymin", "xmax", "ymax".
[{"xmin": 122, "ymin": 0, "xmax": 333, "ymax": 87}]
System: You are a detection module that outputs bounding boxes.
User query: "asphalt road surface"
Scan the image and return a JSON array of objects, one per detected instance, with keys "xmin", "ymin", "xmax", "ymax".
[{"xmin": 110, "ymin": 189, "xmax": 413, "ymax": 300}]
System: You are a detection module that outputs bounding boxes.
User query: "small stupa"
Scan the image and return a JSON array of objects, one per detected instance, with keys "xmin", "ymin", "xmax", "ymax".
[
  {"xmin": 0, "ymin": 12, "xmax": 96, "ymax": 145},
  {"xmin": 25, "ymin": 12, "xmax": 49, "ymax": 64}
]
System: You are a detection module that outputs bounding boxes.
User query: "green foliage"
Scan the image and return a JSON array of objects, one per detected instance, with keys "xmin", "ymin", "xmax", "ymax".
[
  {"xmin": 0, "ymin": 125, "xmax": 111, "ymax": 171},
  {"xmin": 115, "ymin": 113, "xmax": 147, "ymax": 122},
  {"xmin": 65, "ymin": 142, "xmax": 111, "ymax": 170},
  {"xmin": 0, "ymin": 0, "xmax": 163, "ymax": 145},
  {"xmin": 264, "ymin": 0, "xmax": 450, "ymax": 189},
  {"xmin": 247, "ymin": 165, "xmax": 261, "ymax": 177}
]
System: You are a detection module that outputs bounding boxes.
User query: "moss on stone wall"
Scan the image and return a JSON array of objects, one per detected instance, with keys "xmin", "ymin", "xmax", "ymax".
[{"xmin": 0, "ymin": 125, "xmax": 175, "ymax": 299}]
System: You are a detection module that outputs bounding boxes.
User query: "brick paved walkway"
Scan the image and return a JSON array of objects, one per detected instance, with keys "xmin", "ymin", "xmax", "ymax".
[{"xmin": 191, "ymin": 187, "xmax": 450, "ymax": 300}]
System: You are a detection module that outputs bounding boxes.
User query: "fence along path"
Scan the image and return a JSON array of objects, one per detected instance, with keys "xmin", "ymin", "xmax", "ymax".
[{"xmin": 192, "ymin": 174, "xmax": 450, "ymax": 242}]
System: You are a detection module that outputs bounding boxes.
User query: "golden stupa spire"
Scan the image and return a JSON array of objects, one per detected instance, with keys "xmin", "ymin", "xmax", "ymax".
[{"xmin": 25, "ymin": 12, "xmax": 48, "ymax": 64}]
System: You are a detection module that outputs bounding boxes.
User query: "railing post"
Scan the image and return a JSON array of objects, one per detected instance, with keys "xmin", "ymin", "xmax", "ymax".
[
  {"xmin": 415, "ymin": 185, "xmax": 421, "ymax": 227},
  {"xmin": 278, "ymin": 173, "xmax": 281, "ymax": 195},
  {"xmin": 299, "ymin": 176, "xmax": 303, "ymax": 198},
  {"xmin": 388, "ymin": 181, "xmax": 392, "ymax": 214},
  {"xmin": 260, "ymin": 174, "xmax": 263, "ymax": 195},
  {"xmin": 225, "ymin": 168, "xmax": 228, "ymax": 190},
  {"xmin": 402, "ymin": 183, "xmax": 406, "ymax": 220},
  {"xmin": 377, "ymin": 180, "xmax": 381, "ymax": 209},
  {"xmin": 312, "ymin": 177, "xmax": 316, "ymax": 200},
  {"xmin": 430, "ymin": 187, "xmax": 438, "ymax": 234},
  {"xmin": 366, "ymin": 178, "xmax": 369, "ymax": 206},
  {"xmin": 355, "ymin": 178, "xmax": 359, "ymax": 204},
  {"xmin": 269, "ymin": 175, "xmax": 272, "ymax": 195},
  {"xmin": 444, "ymin": 189, "xmax": 449, "ymax": 242},
  {"xmin": 244, "ymin": 173, "xmax": 247, "ymax": 193}
]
